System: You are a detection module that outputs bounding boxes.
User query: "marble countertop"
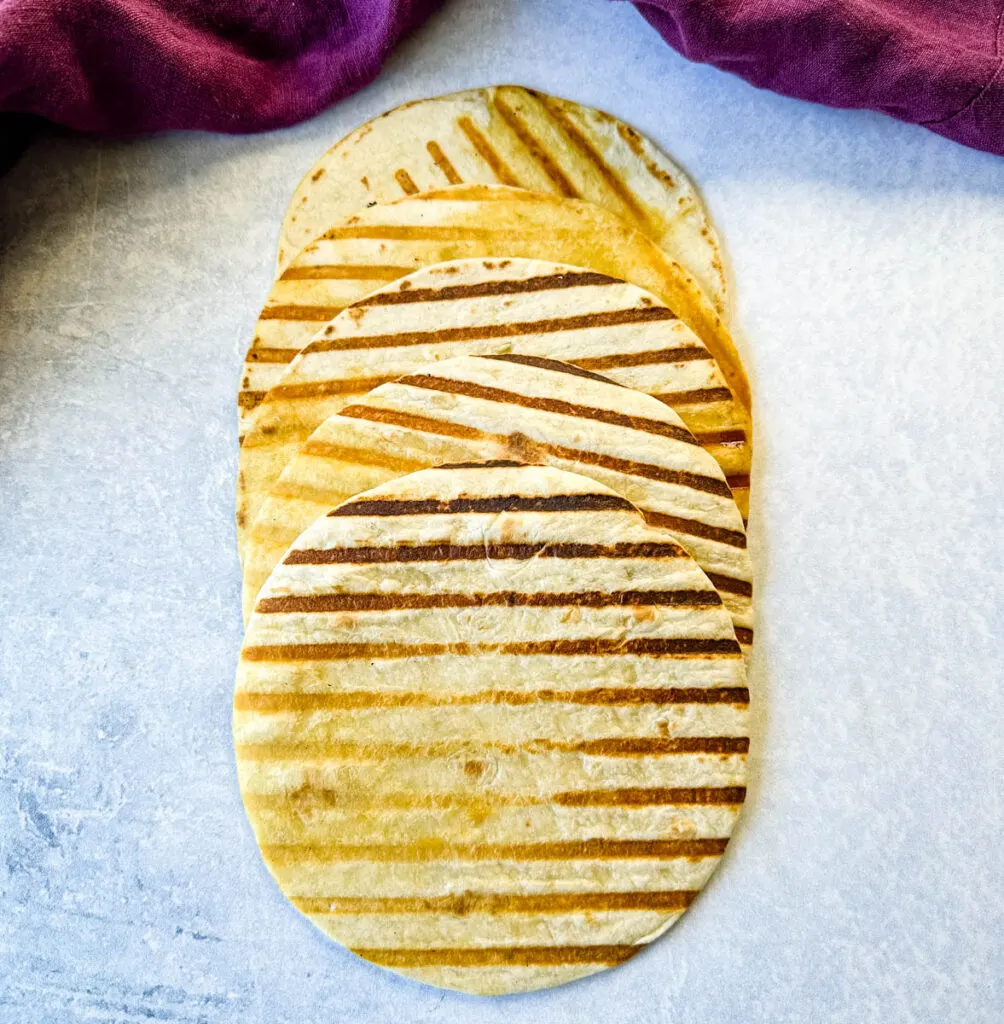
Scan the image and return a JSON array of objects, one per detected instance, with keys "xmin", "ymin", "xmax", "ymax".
[{"xmin": 1, "ymin": 1, "xmax": 1002, "ymax": 1021}]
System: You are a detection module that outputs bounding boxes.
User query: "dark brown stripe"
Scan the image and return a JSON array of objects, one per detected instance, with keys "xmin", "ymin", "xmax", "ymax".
[
  {"xmin": 398, "ymin": 372, "xmax": 698, "ymax": 446},
  {"xmin": 644, "ymin": 510, "xmax": 747, "ymax": 549},
  {"xmin": 574, "ymin": 735, "xmax": 749, "ymax": 755},
  {"xmin": 353, "ymin": 945, "xmax": 639, "ymax": 968},
  {"xmin": 236, "ymin": 687, "xmax": 749, "ymax": 712},
  {"xmin": 726, "ymin": 474, "xmax": 751, "ymax": 491},
  {"xmin": 246, "ymin": 347, "xmax": 301, "ymax": 365},
  {"xmin": 241, "ymin": 638, "xmax": 741, "ymax": 663},
  {"xmin": 337, "ymin": 407, "xmax": 734, "ymax": 519},
  {"xmin": 306, "ymin": 306, "xmax": 677, "ymax": 354},
  {"xmin": 705, "ymin": 572, "xmax": 753, "ymax": 598},
  {"xmin": 693, "ymin": 429, "xmax": 748, "ymax": 448},
  {"xmin": 293, "ymin": 890, "xmax": 696, "ymax": 915},
  {"xmin": 426, "ymin": 141, "xmax": 463, "ymax": 184},
  {"xmin": 258, "ymin": 304, "xmax": 345, "ymax": 322},
  {"xmin": 553, "ymin": 786, "xmax": 746, "ymax": 807},
  {"xmin": 394, "ymin": 169, "xmax": 419, "ymax": 195},
  {"xmin": 432, "ymin": 459, "xmax": 527, "ymax": 470},
  {"xmin": 328, "ymin": 493, "xmax": 636, "ymax": 517},
  {"xmin": 549, "ymin": 448, "xmax": 732, "ymax": 499},
  {"xmin": 654, "ymin": 387, "xmax": 735, "ymax": 407},
  {"xmin": 482, "ymin": 352, "xmax": 619, "ymax": 386},
  {"xmin": 734, "ymin": 627, "xmax": 754, "ymax": 645},
  {"xmin": 254, "ymin": 589, "xmax": 721, "ymax": 614},
  {"xmin": 457, "ymin": 116, "xmax": 522, "ymax": 186},
  {"xmin": 493, "ymin": 93, "xmax": 579, "ymax": 197},
  {"xmin": 263, "ymin": 837, "xmax": 729, "ymax": 863},
  {"xmin": 283, "ymin": 540, "xmax": 688, "ymax": 564},
  {"xmin": 358, "ymin": 271, "xmax": 619, "ymax": 307},
  {"xmin": 236, "ymin": 736, "xmax": 750, "ymax": 759},
  {"xmin": 280, "ymin": 265, "xmax": 413, "ymax": 281},
  {"xmin": 573, "ymin": 346, "xmax": 709, "ymax": 370}
]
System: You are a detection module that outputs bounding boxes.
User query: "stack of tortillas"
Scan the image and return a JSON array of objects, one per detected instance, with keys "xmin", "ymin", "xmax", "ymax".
[{"xmin": 234, "ymin": 86, "xmax": 754, "ymax": 996}]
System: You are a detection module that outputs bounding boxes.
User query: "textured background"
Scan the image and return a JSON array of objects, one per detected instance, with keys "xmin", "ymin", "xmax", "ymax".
[{"xmin": 1, "ymin": 1, "xmax": 1002, "ymax": 1021}]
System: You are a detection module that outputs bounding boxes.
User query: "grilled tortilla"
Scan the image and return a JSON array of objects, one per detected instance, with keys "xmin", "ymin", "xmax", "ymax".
[
  {"xmin": 242, "ymin": 354, "xmax": 753, "ymax": 657},
  {"xmin": 238, "ymin": 257, "xmax": 751, "ymax": 557},
  {"xmin": 235, "ymin": 463, "xmax": 749, "ymax": 995},
  {"xmin": 277, "ymin": 85, "xmax": 726, "ymax": 314},
  {"xmin": 242, "ymin": 185, "xmax": 749, "ymax": 440}
]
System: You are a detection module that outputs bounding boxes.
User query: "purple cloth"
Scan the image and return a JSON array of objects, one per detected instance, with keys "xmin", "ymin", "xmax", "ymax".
[
  {"xmin": 1, "ymin": 0, "xmax": 1001, "ymax": 154},
  {"xmin": 0, "ymin": 0, "xmax": 441, "ymax": 134},
  {"xmin": 630, "ymin": 0, "xmax": 1004, "ymax": 155}
]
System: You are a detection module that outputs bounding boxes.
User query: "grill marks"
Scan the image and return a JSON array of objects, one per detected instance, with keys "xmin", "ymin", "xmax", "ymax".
[
  {"xmin": 242, "ymin": 638, "xmax": 742, "ymax": 663},
  {"xmin": 238, "ymin": 472, "xmax": 749, "ymax": 990},
  {"xmin": 267, "ymin": 375, "xmax": 396, "ymax": 402},
  {"xmin": 298, "ymin": 438, "xmax": 429, "ymax": 474},
  {"xmin": 574, "ymin": 345, "xmax": 709, "ymax": 370},
  {"xmin": 284, "ymin": 540, "xmax": 688, "ymax": 565},
  {"xmin": 307, "ymin": 305, "xmax": 677, "ymax": 354},
  {"xmin": 293, "ymin": 890, "xmax": 697, "ymax": 915},
  {"xmin": 395, "ymin": 169, "xmax": 419, "ymax": 195},
  {"xmin": 238, "ymin": 390, "xmax": 266, "ymax": 411},
  {"xmin": 705, "ymin": 572, "xmax": 753, "ymax": 598},
  {"xmin": 482, "ymin": 352, "xmax": 618, "ymax": 386},
  {"xmin": 426, "ymin": 141, "xmax": 463, "ymax": 184},
  {"xmin": 255, "ymin": 588, "xmax": 721, "ymax": 615},
  {"xmin": 656, "ymin": 387, "xmax": 735, "ymax": 407},
  {"xmin": 280, "ymin": 264, "xmax": 413, "ymax": 281},
  {"xmin": 236, "ymin": 687, "xmax": 750, "ymax": 711},
  {"xmin": 331, "ymin": 389, "xmax": 747, "ymax": 556},
  {"xmin": 396, "ymin": 371, "xmax": 699, "ymax": 446},
  {"xmin": 258, "ymin": 304, "xmax": 345, "ymax": 322},
  {"xmin": 457, "ymin": 116, "xmax": 522, "ymax": 186},
  {"xmin": 245, "ymin": 101, "xmax": 751, "ymax": 991},
  {"xmin": 237, "ymin": 736, "xmax": 750, "ymax": 759},
  {"xmin": 248, "ymin": 786, "xmax": 745, "ymax": 810},
  {"xmin": 357, "ymin": 270, "xmax": 619, "ymax": 307},
  {"xmin": 328, "ymin": 492, "xmax": 636, "ymax": 517},
  {"xmin": 492, "ymin": 92, "xmax": 579, "ymax": 198},
  {"xmin": 536, "ymin": 94, "xmax": 652, "ymax": 229},
  {"xmin": 644, "ymin": 510, "xmax": 747, "ymax": 550},
  {"xmin": 263, "ymin": 837, "xmax": 730, "ymax": 864},
  {"xmin": 246, "ymin": 348, "xmax": 300, "ymax": 365},
  {"xmin": 354, "ymin": 946, "xmax": 640, "ymax": 968}
]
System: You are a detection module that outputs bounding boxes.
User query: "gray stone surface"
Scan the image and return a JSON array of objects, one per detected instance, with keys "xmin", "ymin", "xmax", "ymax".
[{"xmin": 1, "ymin": 1, "xmax": 1002, "ymax": 1020}]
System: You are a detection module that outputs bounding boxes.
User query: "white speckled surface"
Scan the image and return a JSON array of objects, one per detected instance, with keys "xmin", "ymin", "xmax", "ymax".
[{"xmin": 1, "ymin": 1, "xmax": 1002, "ymax": 1020}]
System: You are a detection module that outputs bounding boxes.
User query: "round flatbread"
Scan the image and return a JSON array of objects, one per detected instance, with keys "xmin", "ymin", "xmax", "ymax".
[
  {"xmin": 242, "ymin": 354, "xmax": 754, "ymax": 657},
  {"xmin": 242, "ymin": 185, "xmax": 749, "ymax": 439},
  {"xmin": 277, "ymin": 85, "xmax": 726, "ymax": 315},
  {"xmin": 238, "ymin": 257, "xmax": 751, "ymax": 557},
  {"xmin": 235, "ymin": 463, "xmax": 749, "ymax": 995}
]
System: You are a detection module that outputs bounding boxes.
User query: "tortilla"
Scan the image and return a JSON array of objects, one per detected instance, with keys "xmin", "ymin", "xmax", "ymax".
[
  {"xmin": 235, "ymin": 463, "xmax": 749, "ymax": 995},
  {"xmin": 242, "ymin": 185, "xmax": 749, "ymax": 440},
  {"xmin": 277, "ymin": 85, "xmax": 726, "ymax": 315},
  {"xmin": 242, "ymin": 354, "xmax": 753, "ymax": 656},
  {"xmin": 238, "ymin": 257, "xmax": 751, "ymax": 557}
]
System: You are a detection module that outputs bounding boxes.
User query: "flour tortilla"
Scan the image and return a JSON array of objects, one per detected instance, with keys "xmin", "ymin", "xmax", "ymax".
[
  {"xmin": 278, "ymin": 85, "xmax": 727, "ymax": 315},
  {"xmin": 235, "ymin": 463, "xmax": 749, "ymax": 995},
  {"xmin": 242, "ymin": 185, "xmax": 749, "ymax": 439},
  {"xmin": 242, "ymin": 354, "xmax": 753, "ymax": 656},
  {"xmin": 238, "ymin": 257, "xmax": 751, "ymax": 556}
]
